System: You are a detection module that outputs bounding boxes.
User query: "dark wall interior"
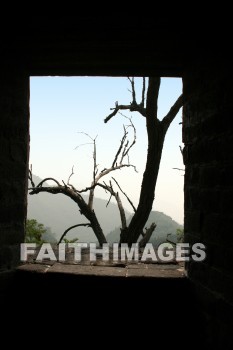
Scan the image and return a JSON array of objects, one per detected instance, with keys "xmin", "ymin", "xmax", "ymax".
[
  {"xmin": 183, "ymin": 69, "xmax": 233, "ymax": 346},
  {"xmin": 0, "ymin": 16, "xmax": 233, "ymax": 347}
]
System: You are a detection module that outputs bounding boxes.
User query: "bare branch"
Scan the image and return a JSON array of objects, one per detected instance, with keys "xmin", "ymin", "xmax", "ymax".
[
  {"xmin": 104, "ymin": 76, "xmax": 149, "ymax": 123},
  {"xmin": 106, "ymin": 192, "xmax": 113, "ymax": 207},
  {"xmin": 118, "ymin": 111, "xmax": 129, "ymax": 119},
  {"xmin": 36, "ymin": 178, "xmax": 61, "ymax": 187},
  {"xmin": 62, "ymin": 180, "xmax": 67, "ymax": 188},
  {"xmin": 96, "ymin": 164, "xmax": 138, "ymax": 181},
  {"xmin": 29, "ymin": 183, "xmax": 107, "ymax": 245},
  {"xmin": 77, "ymin": 131, "xmax": 94, "ymax": 141},
  {"xmin": 65, "ymin": 167, "xmax": 79, "ymax": 192},
  {"xmin": 28, "ymin": 165, "xmax": 35, "ymax": 188},
  {"xmin": 112, "ymin": 177, "xmax": 136, "ymax": 212},
  {"xmin": 95, "ymin": 182, "xmax": 127, "ymax": 230},
  {"xmin": 161, "ymin": 94, "xmax": 183, "ymax": 130},
  {"xmin": 104, "ymin": 107, "xmax": 120, "ymax": 123},
  {"xmin": 166, "ymin": 238, "xmax": 176, "ymax": 246},
  {"xmin": 121, "ymin": 119, "xmax": 136, "ymax": 161},
  {"xmin": 127, "ymin": 77, "xmax": 136, "ymax": 104},
  {"xmin": 105, "ymin": 180, "xmax": 113, "ymax": 208},
  {"xmin": 58, "ymin": 223, "xmax": 91, "ymax": 244},
  {"xmin": 61, "ymin": 173, "xmax": 128, "ymax": 233},
  {"xmin": 29, "ymin": 185, "xmax": 66, "ymax": 196},
  {"xmin": 141, "ymin": 77, "xmax": 146, "ymax": 107},
  {"xmin": 88, "ymin": 137, "xmax": 98, "ymax": 210},
  {"xmin": 74, "ymin": 132, "xmax": 96, "ymax": 150},
  {"xmin": 115, "ymin": 192, "xmax": 127, "ymax": 229},
  {"xmin": 74, "ymin": 132, "xmax": 98, "ymax": 210},
  {"xmin": 80, "ymin": 122, "xmax": 137, "ymax": 194},
  {"xmin": 139, "ymin": 223, "xmax": 157, "ymax": 248},
  {"xmin": 104, "ymin": 104, "xmax": 146, "ymax": 123},
  {"xmin": 179, "ymin": 145, "xmax": 184, "ymax": 156},
  {"xmin": 74, "ymin": 142, "xmax": 93, "ymax": 150},
  {"xmin": 173, "ymin": 167, "xmax": 185, "ymax": 171},
  {"xmin": 112, "ymin": 125, "xmax": 128, "ymax": 168},
  {"xmin": 78, "ymin": 182, "xmax": 111, "ymax": 194},
  {"xmin": 93, "ymin": 137, "xmax": 98, "ymax": 184},
  {"xmin": 111, "ymin": 115, "xmax": 137, "ymax": 168},
  {"xmin": 67, "ymin": 166, "xmax": 75, "ymax": 185}
]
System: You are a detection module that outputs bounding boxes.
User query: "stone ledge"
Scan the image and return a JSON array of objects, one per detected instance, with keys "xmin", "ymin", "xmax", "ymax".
[
  {"xmin": 47, "ymin": 263, "xmax": 126, "ymax": 277},
  {"xmin": 17, "ymin": 261, "xmax": 185, "ymax": 279},
  {"xmin": 17, "ymin": 264, "xmax": 50, "ymax": 273}
]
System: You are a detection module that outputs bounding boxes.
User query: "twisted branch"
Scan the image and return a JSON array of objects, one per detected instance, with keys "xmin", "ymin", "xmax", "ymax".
[
  {"xmin": 28, "ymin": 165, "xmax": 35, "ymax": 188},
  {"xmin": 161, "ymin": 94, "xmax": 183, "ymax": 131},
  {"xmin": 128, "ymin": 77, "xmax": 136, "ymax": 104},
  {"xmin": 58, "ymin": 223, "xmax": 91, "ymax": 244},
  {"xmin": 111, "ymin": 177, "xmax": 136, "ymax": 213},
  {"xmin": 139, "ymin": 223, "xmax": 157, "ymax": 248}
]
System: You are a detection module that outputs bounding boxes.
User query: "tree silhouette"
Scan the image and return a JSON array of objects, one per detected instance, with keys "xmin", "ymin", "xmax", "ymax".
[{"xmin": 28, "ymin": 77, "xmax": 183, "ymax": 246}]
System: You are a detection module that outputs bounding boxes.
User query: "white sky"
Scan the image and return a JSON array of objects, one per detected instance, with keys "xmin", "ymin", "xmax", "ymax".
[{"xmin": 29, "ymin": 77, "xmax": 184, "ymax": 224}]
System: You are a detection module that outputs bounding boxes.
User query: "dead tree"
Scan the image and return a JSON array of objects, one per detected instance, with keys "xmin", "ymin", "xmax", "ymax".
[
  {"xmin": 104, "ymin": 77, "xmax": 183, "ymax": 244},
  {"xmin": 28, "ymin": 119, "xmax": 138, "ymax": 246},
  {"xmin": 28, "ymin": 77, "xmax": 183, "ymax": 246}
]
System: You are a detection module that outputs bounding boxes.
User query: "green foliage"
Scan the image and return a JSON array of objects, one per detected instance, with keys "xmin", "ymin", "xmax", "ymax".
[
  {"xmin": 25, "ymin": 219, "xmax": 47, "ymax": 244},
  {"xmin": 166, "ymin": 228, "xmax": 184, "ymax": 246},
  {"xmin": 176, "ymin": 228, "xmax": 184, "ymax": 243}
]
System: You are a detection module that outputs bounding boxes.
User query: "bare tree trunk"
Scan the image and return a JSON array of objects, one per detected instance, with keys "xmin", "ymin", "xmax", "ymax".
[
  {"xmin": 104, "ymin": 77, "xmax": 183, "ymax": 246},
  {"xmin": 139, "ymin": 223, "xmax": 157, "ymax": 248},
  {"xmin": 120, "ymin": 123, "xmax": 166, "ymax": 244}
]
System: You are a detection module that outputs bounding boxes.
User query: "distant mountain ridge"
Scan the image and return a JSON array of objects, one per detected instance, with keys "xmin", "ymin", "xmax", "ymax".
[
  {"xmin": 28, "ymin": 175, "xmax": 183, "ymax": 244},
  {"xmin": 107, "ymin": 211, "xmax": 183, "ymax": 246}
]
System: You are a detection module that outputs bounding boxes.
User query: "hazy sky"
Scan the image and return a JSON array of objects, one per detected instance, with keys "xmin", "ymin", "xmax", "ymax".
[{"xmin": 29, "ymin": 77, "xmax": 184, "ymax": 224}]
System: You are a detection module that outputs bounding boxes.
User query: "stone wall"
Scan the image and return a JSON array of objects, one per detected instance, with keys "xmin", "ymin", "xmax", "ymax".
[
  {"xmin": 183, "ymin": 69, "xmax": 233, "ymax": 347},
  {"xmin": 0, "ymin": 70, "xmax": 29, "ymax": 270},
  {"xmin": 0, "ymin": 18, "xmax": 233, "ymax": 345}
]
